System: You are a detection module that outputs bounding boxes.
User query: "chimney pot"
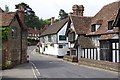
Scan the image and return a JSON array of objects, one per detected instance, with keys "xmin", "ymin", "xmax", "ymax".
[
  {"xmin": 72, "ymin": 4, "xmax": 84, "ymax": 16},
  {"xmin": 51, "ymin": 17, "xmax": 55, "ymax": 25}
]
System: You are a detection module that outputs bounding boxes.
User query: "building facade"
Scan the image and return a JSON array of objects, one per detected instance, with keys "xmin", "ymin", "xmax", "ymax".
[
  {"xmin": 65, "ymin": 1, "xmax": 120, "ymax": 63},
  {"xmin": 39, "ymin": 18, "xmax": 69, "ymax": 57},
  {"xmin": 1, "ymin": 4, "xmax": 28, "ymax": 68}
]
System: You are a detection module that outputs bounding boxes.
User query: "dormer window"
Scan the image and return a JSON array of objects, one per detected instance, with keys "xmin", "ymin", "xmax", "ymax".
[
  {"xmin": 108, "ymin": 20, "xmax": 114, "ymax": 30},
  {"xmin": 91, "ymin": 24, "xmax": 101, "ymax": 32},
  {"xmin": 91, "ymin": 24, "xmax": 95, "ymax": 32}
]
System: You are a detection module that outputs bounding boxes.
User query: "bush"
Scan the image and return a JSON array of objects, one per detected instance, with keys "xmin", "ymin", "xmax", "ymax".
[{"xmin": 0, "ymin": 27, "xmax": 9, "ymax": 42}]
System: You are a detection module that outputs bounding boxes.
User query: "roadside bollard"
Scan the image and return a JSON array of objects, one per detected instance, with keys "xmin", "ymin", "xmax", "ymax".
[{"xmin": 27, "ymin": 55, "xmax": 29, "ymax": 63}]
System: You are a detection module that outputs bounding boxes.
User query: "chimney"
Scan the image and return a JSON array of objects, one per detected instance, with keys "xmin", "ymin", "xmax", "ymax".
[
  {"xmin": 72, "ymin": 4, "xmax": 84, "ymax": 16},
  {"xmin": 17, "ymin": 4, "xmax": 24, "ymax": 24},
  {"xmin": 79, "ymin": 5, "xmax": 84, "ymax": 16},
  {"xmin": 51, "ymin": 17, "xmax": 55, "ymax": 25}
]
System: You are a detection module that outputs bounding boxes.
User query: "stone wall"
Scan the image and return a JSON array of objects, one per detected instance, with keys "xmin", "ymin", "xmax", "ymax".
[
  {"xmin": 63, "ymin": 55, "xmax": 78, "ymax": 62},
  {"xmin": 7, "ymin": 17, "xmax": 22, "ymax": 67},
  {"xmin": 21, "ymin": 31, "xmax": 28, "ymax": 63},
  {"xmin": 79, "ymin": 58, "xmax": 118, "ymax": 72}
]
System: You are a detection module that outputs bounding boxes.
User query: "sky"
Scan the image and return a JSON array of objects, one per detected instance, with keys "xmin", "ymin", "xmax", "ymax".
[{"xmin": 0, "ymin": 0, "xmax": 118, "ymax": 19}]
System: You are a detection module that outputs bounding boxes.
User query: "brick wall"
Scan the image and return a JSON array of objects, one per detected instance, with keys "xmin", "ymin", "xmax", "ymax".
[{"xmin": 7, "ymin": 16, "xmax": 21, "ymax": 67}]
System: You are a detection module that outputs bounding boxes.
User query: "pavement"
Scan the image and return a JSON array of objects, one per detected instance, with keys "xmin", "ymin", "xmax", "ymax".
[{"xmin": 1, "ymin": 63, "xmax": 36, "ymax": 80}]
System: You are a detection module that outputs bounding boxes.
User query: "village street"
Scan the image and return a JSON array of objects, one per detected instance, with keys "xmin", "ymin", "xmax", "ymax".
[{"xmin": 28, "ymin": 46, "xmax": 118, "ymax": 79}]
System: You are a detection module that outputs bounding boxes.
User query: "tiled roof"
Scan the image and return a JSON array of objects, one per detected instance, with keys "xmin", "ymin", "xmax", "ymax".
[
  {"xmin": 88, "ymin": 1, "xmax": 120, "ymax": 35},
  {"xmin": 0, "ymin": 7, "xmax": 4, "ymax": 13},
  {"xmin": 77, "ymin": 36, "xmax": 96, "ymax": 48},
  {"xmin": 28, "ymin": 28, "xmax": 40, "ymax": 34},
  {"xmin": 99, "ymin": 34, "xmax": 116, "ymax": 40},
  {"xmin": 113, "ymin": 8, "xmax": 120, "ymax": 27},
  {"xmin": 0, "ymin": 12, "xmax": 28, "ymax": 30},
  {"xmin": 0, "ymin": 12, "xmax": 16, "ymax": 27},
  {"xmin": 70, "ymin": 15, "xmax": 92, "ymax": 34},
  {"xmin": 40, "ymin": 18, "xmax": 68, "ymax": 36}
]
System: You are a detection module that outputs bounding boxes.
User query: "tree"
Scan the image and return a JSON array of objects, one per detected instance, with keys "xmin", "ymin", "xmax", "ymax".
[
  {"xmin": 5, "ymin": 5, "xmax": 9, "ymax": 12},
  {"xmin": 59, "ymin": 9, "xmax": 68, "ymax": 20},
  {"xmin": 15, "ymin": 2, "xmax": 43, "ymax": 29}
]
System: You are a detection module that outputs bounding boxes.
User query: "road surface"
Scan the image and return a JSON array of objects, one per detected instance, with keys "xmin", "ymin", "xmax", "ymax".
[{"xmin": 28, "ymin": 46, "xmax": 118, "ymax": 79}]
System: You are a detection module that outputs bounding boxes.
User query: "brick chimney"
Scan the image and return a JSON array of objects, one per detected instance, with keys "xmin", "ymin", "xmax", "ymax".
[
  {"xmin": 17, "ymin": 4, "xmax": 24, "ymax": 24},
  {"xmin": 72, "ymin": 4, "xmax": 84, "ymax": 16},
  {"xmin": 51, "ymin": 17, "xmax": 55, "ymax": 25}
]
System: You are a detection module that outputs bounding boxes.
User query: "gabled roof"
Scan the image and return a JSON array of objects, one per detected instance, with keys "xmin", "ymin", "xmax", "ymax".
[
  {"xmin": 70, "ymin": 15, "xmax": 92, "ymax": 34},
  {"xmin": 40, "ymin": 18, "xmax": 68, "ymax": 37},
  {"xmin": 0, "ymin": 7, "xmax": 4, "ymax": 13},
  {"xmin": 113, "ymin": 8, "xmax": 120, "ymax": 27},
  {"xmin": 88, "ymin": 1, "xmax": 120, "ymax": 35},
  {"xmin": 0, "ymin": 12, "xmax": 27, "ymax": 30},
  {"xmin": 28, "ymin": 28, "xmax": 40, "ymax": 34},
  {"xmin": 0, "ymin": 12, "xmax": 16, "ymax": 27}
]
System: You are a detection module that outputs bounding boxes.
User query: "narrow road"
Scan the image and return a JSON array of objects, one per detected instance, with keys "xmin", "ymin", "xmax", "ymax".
[{"xmin": 28, "ymin": 46, "xmax": 118, "ymax": 79}]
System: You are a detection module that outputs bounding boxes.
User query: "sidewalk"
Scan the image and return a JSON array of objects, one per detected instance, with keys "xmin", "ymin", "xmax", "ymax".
[{"xmin": 1, "ymin": 63, "xmax": 36, "ymax": 80}]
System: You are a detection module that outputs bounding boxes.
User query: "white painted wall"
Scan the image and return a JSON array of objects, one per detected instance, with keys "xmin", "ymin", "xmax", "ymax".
[
  {"xmin": 77, "ymin": 46, "xmax": 82, "ymax": 60},
  {"xmin": 58, "ymin": 43, "xmax": 68, "ymax": 56},
  {"xmin": 91, "ymin": 36, "xmax": 100, "ymax": 47},
  {"xmin": 57, "ymin": 22, "xmax": 68, "ymax": 43},
  {"xmin": 39, "ymin": 22, "xmax": 69, "ymax": 57},
  {"xmin": 81, "ymin": 48, "xmax": 98, "ymax": 60},
  {"xmin": 112, "ymin": 42, "xmax": 119, "ymax": 62}
]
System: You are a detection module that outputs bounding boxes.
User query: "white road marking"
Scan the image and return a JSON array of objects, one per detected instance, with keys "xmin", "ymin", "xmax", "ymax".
[
  {"xmin": 30, "ymin": 62, "xmax": 41, "ymax": 78},
  {"xmin": 31, "ymin": 49, "xmax": 36, "ymax": 54},
  {"xmin": 31, "ymin": 66, "xmax": 38, "ymax": 80}
]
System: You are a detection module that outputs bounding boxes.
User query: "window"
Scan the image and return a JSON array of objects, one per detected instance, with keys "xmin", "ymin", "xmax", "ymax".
[
  {"xmin": 11, "ymin": 27, "xmax": 17, "ymax": 39},
  {"xmin": 91, "ymin": 24, "xmax": 101, "ymax": 32},
  {"xmin": 91, "ymin": 24, "xmax": 96, "ymax": 32},
  {"xmin": 71, "ymin": 49, "xmax": 76, "ymax": 55},
  {"xmin": 48, "ymin": 35, "xmax": 52, "ymax": 42},
  {"xmin": 59, "ymin": 35, "xmax": 66, "ymax": 41},
  {"xmin": 108, "ymin": 20, "xmax": 114, "ymax": 30},
  {"xmin": 59, "ymin": 45, "xmax": 63, "ymax": 48},
  {"xmin": 68, "ymin": 32, "xmax": 75, "ymax": 42}
]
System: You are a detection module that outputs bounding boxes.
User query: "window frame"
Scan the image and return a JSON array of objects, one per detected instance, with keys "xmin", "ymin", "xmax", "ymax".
[
  {"xmin": 59, "ymin": 35, "xmax": 66, "ymax": 41},
  {"xmin": 108, "ymin": 20, "xmax": 114, "ymax": 30}
]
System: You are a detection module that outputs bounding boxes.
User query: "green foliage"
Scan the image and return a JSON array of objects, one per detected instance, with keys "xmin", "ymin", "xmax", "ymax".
[
  {"xmin": 5, "ymin": 5, "xmax": 9, "ymax": 12},
  {"xmin": 1, "ymin": 27, "xmax": 9, "ymax": 42},
  {"xmin": 25, "ymin": 15, "xmax": 45, "ymax": 29},
  {"xmin": 15, "ymin": 2, "xmax": 61, "ymax": 30},
  {"xmin": 15, "ymin": 2, "xmax": 49, "ymax": 30},
  {"xmin": 59, "ymin": 9, "xmax": 68, "ymax": 20}
]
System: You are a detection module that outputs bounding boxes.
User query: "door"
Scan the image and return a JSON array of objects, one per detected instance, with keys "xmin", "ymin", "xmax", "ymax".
[{"xmin": 100, "ymin": 40, "xmax": 110, "ymax": 61}]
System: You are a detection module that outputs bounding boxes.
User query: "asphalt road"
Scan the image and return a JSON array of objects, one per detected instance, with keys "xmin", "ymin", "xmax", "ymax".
[{"xmin": 28, "ymin": 46, "xmax": 118, "ymax": 79}]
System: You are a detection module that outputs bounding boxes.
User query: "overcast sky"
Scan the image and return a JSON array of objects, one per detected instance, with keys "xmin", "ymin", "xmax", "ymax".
[{"xmin": 0, "ymin": 0, "xmax": 118, "ymax": 19}]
